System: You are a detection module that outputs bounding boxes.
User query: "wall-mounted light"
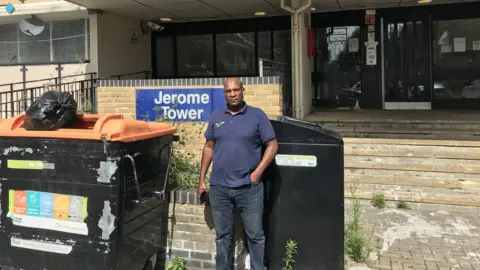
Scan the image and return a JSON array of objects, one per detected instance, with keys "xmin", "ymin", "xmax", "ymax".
[
  {"xmin": 160, "ymin": 17, "xmax": 172, "ymax": 22},
  {"xmin": 418, "ymin": 0, "xmax": 432, "ymax": 4},
  {"xmin": 311, "ymin": 7, "xmax": 316, "ymax": 11},
  {"xmin": 254, "ymin": 11, "xmax": 267, "ymax": 16}
]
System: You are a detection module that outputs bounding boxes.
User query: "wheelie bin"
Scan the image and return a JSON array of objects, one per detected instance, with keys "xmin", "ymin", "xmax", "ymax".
[
  {"xmin": 0, "ymin": 114, "xmax": 176, "ymax": 270},
  {"xmin": 263, "ymin": 116, "xmax": 344, "ymax": 270}
]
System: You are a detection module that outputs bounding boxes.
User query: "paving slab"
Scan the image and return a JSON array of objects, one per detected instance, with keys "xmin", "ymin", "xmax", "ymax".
[{"xmin": 345, "ymin": 199, "xmax": 480, "ymax": 270}]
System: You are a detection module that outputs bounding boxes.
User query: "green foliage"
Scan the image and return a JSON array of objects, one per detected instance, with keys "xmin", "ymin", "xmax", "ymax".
[
  {"xmin": 169, "ymin": 152, "xmax": 201, "ymax": 189},
  {"xmin": 396, "ymin": 200, "xmax": 411, "ymax": 210},
  {"xmin": 77, "ymin": 95, "xmax": 93, "ymax": 114},
  {"xmin": 167, "ymin": 257, "xmax": 186, "ymax": 270},
  {"xmin": 155, "ymin": 108, "xmax": 208, "ymax": 189},
  {"xmin": 371, "ymin": 194, "xmax": 386, "ymax": 209},
  {"xmin": 282, "ymin": 239, "xmax": 298, "ymax": 270},
  {"xmin": 344, "ymin": 183, "xmax": 368, "ymax": 262}
]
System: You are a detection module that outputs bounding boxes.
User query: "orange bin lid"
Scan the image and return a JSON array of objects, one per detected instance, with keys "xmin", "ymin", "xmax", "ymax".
[{"xmin": 0, "ymin": 114, "xmax": 177, "ymax": 143}]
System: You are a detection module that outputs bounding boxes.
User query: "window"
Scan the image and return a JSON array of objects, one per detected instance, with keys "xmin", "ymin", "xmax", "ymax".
[
  {"xmin": 155, "ymin": 36, "xmax": 175, "ymax": 77},
  {"xmin": 17, "ymin": 22, "xmax": 51, "ymax": 64},
  {"xmin": 273, "ymin": 30, "xmax": 291, "ymax": 64},
  {"xmin": 258, "ymin": 31, "xmax": 272, "ymax": 60},
  {"xmin": 0, "ymin": 24, "xmax": 17, "ymax": 64},
  {"xmin": 216, "ymin": 32, "xmax": 255, "ymax": 76},
  {"xmin": 52, "ymin": 19, "xmax": 89, "ymax": 62},
  {"xmin": 176, "ymin": 35, "xmax": 214, "ymax": 77},
  {"xmin": 0, "ymin": 18, "xmax": 90, "ymax": 65},
  {"xmin": 432, "ymin": 19, "xmax": 480, "ymax": 99}
]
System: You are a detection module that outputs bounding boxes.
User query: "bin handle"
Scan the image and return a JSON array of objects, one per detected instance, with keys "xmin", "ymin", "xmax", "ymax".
[
  {"xmin": 125, "ymin": 143, "xmax": 173, "ymax": 204},
  {"xmin": 159, "ymin": 143, "xmax": 174, "ymax": 199},
  {"xmin": 125, "ymin": 154, "xmax": 146, "ymax": 204}
]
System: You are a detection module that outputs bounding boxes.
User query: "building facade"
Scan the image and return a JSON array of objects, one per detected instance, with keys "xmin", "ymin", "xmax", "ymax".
[{"xmin": 152, "ymin": 1, "xmax": 480, "ymax": 111}]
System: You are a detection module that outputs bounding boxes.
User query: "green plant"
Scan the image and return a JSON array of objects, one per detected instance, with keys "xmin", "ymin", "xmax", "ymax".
[
  {"xmin": 344, "ymin": 183, "xmax": 368, "ymax": 262},
  {"xmin": 282, "ymin": 239, "xmax": 298, "ymax": 270},
  {"xmin": 155, "ymin": 109, "xmax": 208, "ymax": 189},
  {"xmin": 77, "ymin": 95, "xmax": 93, "ymax": 114},
  {"xmin": 167, "ymin": 257, "xmax": 186, "ymax": 270},
  {"xmin": 371, "ymin": 194, "xmax": 386, "ymax": 209},
  {"xmin": 396, "ymin": 200, "xmax": 411, "ymax": 210}
]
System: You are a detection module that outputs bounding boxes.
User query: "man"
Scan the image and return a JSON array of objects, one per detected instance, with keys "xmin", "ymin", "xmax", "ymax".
[{"xmin": 197, "ymin": 77, "xmax": 278, "ymax": 270}]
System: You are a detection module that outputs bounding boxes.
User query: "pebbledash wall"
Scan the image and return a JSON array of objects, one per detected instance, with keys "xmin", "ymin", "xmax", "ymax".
[{"xmin": 96, "ymin": 77, "xmax": 282, "ymax": 270}]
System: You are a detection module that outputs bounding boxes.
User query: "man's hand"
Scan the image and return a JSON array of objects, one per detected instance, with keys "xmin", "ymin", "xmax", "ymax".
[
  {"xmin": 250, "ymin": 170, "xmax": 262, "ymax": 184},
  {"xmin": 197, "ymin": 180, "xmax": 208, "ymax": 200}
]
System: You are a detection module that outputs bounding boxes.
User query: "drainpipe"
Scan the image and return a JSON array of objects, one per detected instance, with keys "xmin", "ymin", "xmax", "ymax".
[{"xmin": 281, "ymin": 0, "xmax": 311, "ymax": 119}]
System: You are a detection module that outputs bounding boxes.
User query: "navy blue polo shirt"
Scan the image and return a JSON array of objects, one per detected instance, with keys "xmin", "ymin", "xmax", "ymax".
[{"xmin": 204, "ymin": 103, "xmax": 276, "ymax": 188}]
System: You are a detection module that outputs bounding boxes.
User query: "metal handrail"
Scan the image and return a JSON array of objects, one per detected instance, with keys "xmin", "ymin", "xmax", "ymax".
[{"xmin": 0, "ymin": 72, "xmax": 97, "ymax": 88}]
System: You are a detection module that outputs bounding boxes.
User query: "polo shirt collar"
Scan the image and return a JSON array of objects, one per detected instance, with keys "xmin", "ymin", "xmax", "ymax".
[{"xmin": 224, "ymin": 102, "xmax": 248, "ymax": 114}]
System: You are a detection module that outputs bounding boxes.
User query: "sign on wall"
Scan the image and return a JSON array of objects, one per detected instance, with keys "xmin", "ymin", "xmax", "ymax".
[{"xmin": 136, "ymin": 88, "xmax": 226, "ymax": 122}]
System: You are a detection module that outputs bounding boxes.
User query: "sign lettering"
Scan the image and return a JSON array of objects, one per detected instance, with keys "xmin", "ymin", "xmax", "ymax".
[{"xmin": 136, "ymin": 88, "xmax": 226, "ymax": 122}]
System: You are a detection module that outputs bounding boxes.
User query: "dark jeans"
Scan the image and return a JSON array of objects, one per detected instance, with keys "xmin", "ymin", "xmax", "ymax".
[{"xmin": 209, "ymin": 181, "xmax": 266, "ymax": 270}]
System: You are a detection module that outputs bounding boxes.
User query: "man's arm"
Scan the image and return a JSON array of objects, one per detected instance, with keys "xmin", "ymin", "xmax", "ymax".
[
  {"xmin": 199, "ymin": 140, "xmax": 215, "ymax": 183},
  {"xmin": 251, "ymin": 138, "xmax": 278, "ymax": 182}
]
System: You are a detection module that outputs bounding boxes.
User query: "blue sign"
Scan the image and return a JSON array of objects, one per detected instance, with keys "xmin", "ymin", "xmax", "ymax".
[
  {"xmin": 136, "ymin": 88, "xmax": 226, "ymax": 122},
  {"xmin": 5, "ymin": 3, "xmax": 15, "ymax": 14}
]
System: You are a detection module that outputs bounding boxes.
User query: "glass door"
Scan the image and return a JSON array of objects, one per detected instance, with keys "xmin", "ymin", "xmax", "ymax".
[
  {"xmin": 383, "ymin": 19, "xmax": 431, "ymax": 109},
  {"xmin": 313, "ymin": 26, "xmax": 363, "ymax": 109}
]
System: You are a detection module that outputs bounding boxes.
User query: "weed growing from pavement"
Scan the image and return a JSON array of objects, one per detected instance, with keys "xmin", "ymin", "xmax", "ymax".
[
  {"xmin": 282, "ymin": 239, "xmax": 298, "ymax": 270},
  {"xmin": 396, "ymin": 200, "xmax": 411, "ymax": 210},
  {"xmin": 344, "ymin": 182, "xmax": 369, "ymax": 262},
  {"xmin": 371, "ymin": 194, "xmax": 386, "ymax": 209}
]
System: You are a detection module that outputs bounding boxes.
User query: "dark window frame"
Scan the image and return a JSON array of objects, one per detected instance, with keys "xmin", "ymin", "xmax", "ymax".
[{"xmin": 151, "ymin": 16, "xmax": 291, "ymax": 79}]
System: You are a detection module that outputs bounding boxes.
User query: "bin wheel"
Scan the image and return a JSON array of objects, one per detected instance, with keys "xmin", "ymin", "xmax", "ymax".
[{"xmin": 143, "ymin": 253, "xmax": 157, "ymax": 270}]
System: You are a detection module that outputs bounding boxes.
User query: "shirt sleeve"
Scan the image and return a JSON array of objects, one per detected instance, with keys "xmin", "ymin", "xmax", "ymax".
[
  {"xmin": 258, "ymin": 110, "xmax": 276, "ymax": 143},
  {"xmin": 204, "ymin": 119, "xmax": 215, "ymax": 141}
]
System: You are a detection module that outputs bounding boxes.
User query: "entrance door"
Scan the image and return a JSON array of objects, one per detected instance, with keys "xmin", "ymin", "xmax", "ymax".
[
  {"xmin": 313, "ymin": 26, "xmax": 363, "ymax": 109},
  {"xmin": 383, "ymin": 18, "xmax": 431, "ymax": 109}
]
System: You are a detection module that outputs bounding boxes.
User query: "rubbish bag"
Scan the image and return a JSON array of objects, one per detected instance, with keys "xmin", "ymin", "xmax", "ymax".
[{"xmin": 24, "ymin": 91, "xmax": 78, "ymax": 130}]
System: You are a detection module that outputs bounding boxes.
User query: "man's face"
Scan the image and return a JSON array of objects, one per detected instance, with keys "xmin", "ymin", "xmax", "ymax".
[{"xmin": 223, "ymin": 80, "xmax": 244, "ymax": 106}]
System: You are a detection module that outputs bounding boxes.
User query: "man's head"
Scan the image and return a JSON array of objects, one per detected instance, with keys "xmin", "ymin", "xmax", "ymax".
[{"xmin": 223, "ymin": 77, "xmax": 244, "ymax": 107}]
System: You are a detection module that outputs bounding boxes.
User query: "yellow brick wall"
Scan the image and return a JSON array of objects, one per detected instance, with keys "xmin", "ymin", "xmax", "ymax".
[{"xmin": 97, "ymin": 83, "xmax": 282, "ymax": 160}]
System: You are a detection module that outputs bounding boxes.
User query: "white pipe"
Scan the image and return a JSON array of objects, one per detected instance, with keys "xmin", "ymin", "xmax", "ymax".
[{"xmin": 280, "ymin": 0, "xmax": 311, "ymax": 118}]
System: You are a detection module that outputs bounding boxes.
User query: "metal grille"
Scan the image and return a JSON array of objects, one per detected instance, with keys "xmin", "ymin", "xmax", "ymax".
[
  {"xmin": 0, "ymin": 75, "xmax": 97, "ymax": 119},
  {"xmin": 0, "ymin": 18, "xmax": 89, "ymax": 65},
  {"xmin": 259, "ymin": 58, "xmax": 293, "ymax": 117}
]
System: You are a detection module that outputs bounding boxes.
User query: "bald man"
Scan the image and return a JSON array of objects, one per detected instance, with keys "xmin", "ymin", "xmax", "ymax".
[{"xmin": 197, "ymin": 77, "xmax": 278, "ymax": 270}]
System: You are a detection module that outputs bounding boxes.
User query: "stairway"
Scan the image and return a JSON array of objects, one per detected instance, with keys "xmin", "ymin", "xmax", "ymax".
[
  {"xmin": 322, "ymin": 119, "xmax": 480, "ymax": 140},
  {"xmin": 343, "ymin": 138, "xmax": 480, "ymax": 207}
]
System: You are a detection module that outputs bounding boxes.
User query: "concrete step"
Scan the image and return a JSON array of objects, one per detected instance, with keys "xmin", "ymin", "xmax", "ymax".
[
  {"xmin": 346, "ymin": 168, "xmax": 479, "ymax": 181},
  {"xmin": 343, "ymin": 137, "xmax": 480, "ymax": 147},
  {"xmin": 344, "ymin": 188, "xmax": 480, "ymax": 207},
  {"xmin": 345, "ymin": 155, "xmax": 480, "ymax": 174},
  {"xmin": 340, "ymin": 132, "xmax": 480, "ymax": 140},
  {"xmin": 322, "ymin": 121, "xmax": 480, "ymax": 130},
  {"xmin": 345, "ymin": 172, "xmax": 480, "ymax": 191},
  {"xmin": 344, "ymin": 143, "xmax": 480, "ymax": 160}
]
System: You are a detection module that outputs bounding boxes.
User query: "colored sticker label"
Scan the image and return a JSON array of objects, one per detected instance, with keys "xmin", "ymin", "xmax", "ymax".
[
  {"xmin": 275, "ymin": 154, "xmax": 318, "ymax": 168},
  {"xmin": 26, "ymin": 191, "xmax": 41, "ymax": 217},
  {"xmin": 7, "ymin": 160, "xmax": 55, "ymax": 170},
  {"xmin": 8, "ymin": 190, "xmax": 89, "ymax": 235},
  {"xmin": 40, "ymin": 193, "xmax": 54, "ymax": 218},
  {"xmin": 11, "ymin": 237, "xmax": 73, "ymax": 255},
  {"xmin": 12, "ymin": 190, "xmax": 27, "ymax": 215}
]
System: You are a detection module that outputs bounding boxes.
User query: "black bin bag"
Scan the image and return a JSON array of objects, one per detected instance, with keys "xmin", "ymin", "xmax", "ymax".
[{"xmin": 24, "ymin": 91, "xmax": 78, "ymax": 130}]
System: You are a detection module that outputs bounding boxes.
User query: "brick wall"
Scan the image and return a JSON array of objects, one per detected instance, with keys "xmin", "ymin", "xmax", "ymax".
[{"xmin": 96, "ymin": 77, "xmax": 283, "ymax": 159}]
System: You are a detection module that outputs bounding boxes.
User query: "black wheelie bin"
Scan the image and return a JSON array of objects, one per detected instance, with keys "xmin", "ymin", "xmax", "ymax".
[
  {"xmin": 0, "ymin": 113, "xmax": 176, "ymax": 270},
  {"xmin": 263, "ymin": 116, "xmax": 344, "ymax": 270}
]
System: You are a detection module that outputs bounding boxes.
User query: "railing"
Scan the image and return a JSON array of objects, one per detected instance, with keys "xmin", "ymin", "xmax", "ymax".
[
  {"xmin": 258, "ymin": 58, "xmax": 292, "ymax": 117},
  {"xmin": 0, "ymin": 71, "xmax": 150, "ymax": 119}
]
